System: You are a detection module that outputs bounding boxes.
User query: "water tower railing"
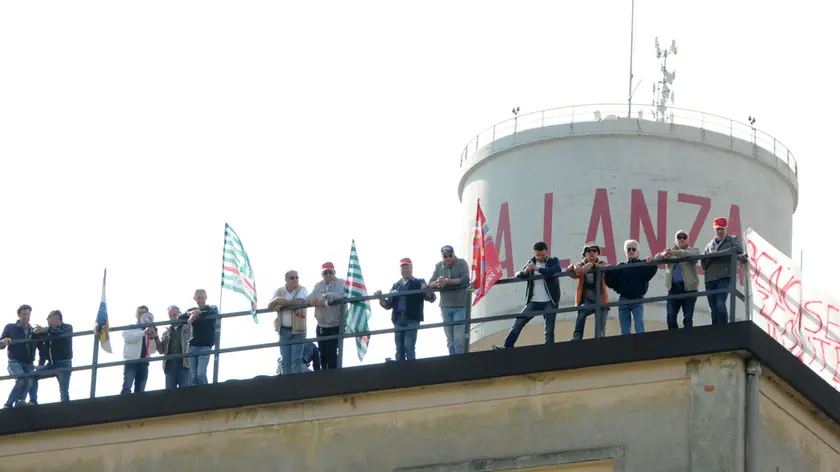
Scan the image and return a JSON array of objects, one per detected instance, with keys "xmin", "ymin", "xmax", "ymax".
[{"xmin": 459, "ymin": 104, "xmax": 798, "ymax": 182}]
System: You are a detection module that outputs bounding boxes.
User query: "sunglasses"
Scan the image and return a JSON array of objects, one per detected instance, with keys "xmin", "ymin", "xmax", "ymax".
[
  {"xmin": 322, "ymin": 270, "xmax": 335, "ymax": 275},
  {"xmin": 627, "ymin": 247, "xmax": 638, "ymax": 252},
  {"xmin": 584, "ymin": 248, "xmax": 599, "ymax": 253},
  {"xmin": 677, "ymin": 235, "xmax": 688, "ymax": 240}
]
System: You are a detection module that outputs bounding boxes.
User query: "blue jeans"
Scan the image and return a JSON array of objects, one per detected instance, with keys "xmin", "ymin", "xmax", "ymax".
[
  {"xmin": 164, "ymin": 360, "xmax": 191, "ymax": 389},
  {"xmin": 121, "ymin": 362, "xmax": 149, "ymax": 395},
  {"xmin": 441, "ymin": 307, "xmax": 466, "ymax": 355},
  {"xmin": 32, "ymin": 360, "xmax": 72, "ymax": 403},
  {"xmin": 618, "ymin": 295, "xmax": 645, "ymax": 335},
  {"xmin": 5, "ymin": 361, "xmax": 35, "ymax": 407},
  {"xmin": 706, "ymin": 278, "xmax": 731, "ymax": 324},
  {"xmin": 502, "ymin": 301, "xmax": 556, "ymax": 348},
  {"xmin": 188, "ymin": 345, "xmax": 212, "ymax": 385},
  {"xmin": 573, "ymin": 300, "xmax": 608, "ymax": 340},
  {"xmin": 279, "ymin": 328, "xmax": 305, "ymax": 374},
  {"xmin": 666, "ymin": 283, "xmax": 697, "ymax": 329},
  {"xmin": 394, "ymin": 314, "xmax": 420, "ymax": 361}
]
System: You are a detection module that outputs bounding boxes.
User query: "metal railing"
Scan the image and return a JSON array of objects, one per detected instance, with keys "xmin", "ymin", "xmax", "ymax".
[
  {"xmin": 0, "ymin": 251, "xmax": 747, "ymax": 402},
  {"xmin": 458, "ymin": 103, "xmax": 798, "ymax": 180}
]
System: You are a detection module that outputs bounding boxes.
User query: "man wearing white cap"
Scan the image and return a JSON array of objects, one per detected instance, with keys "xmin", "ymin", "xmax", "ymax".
[
  {"xmin": 308, "ymin": 262, "xmax": 346, "ymax": 370},
  {"xmin": 374, "ymin": 258, "xmax": 436, "ymax": 361},
  {"xmin": 654, "ymin": 229, "xmax": 700, "ymax": 329}
]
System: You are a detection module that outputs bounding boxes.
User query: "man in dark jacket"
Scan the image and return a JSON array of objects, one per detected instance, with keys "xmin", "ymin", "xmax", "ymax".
[
  {"xmin": 375, "ymin": 258, "xmax": 436, "ymax": 361},
  {"xmin": 701, "ymin": 217, "xmax": 746, "ymax": 324},
  {"xmin": 32, "ymin": 310, "xmax": 74, "ymax": 403},
  {"xmin": 494, "ymin": 241, "xmax": 562, "ymax": 349},
  {"xmin": 0, "ymin": 305, "xmax": 41, "ymax": 408},
  {"xmin": 179, "ymin": 289, "xmax": 219, "ymax": 385},
  {"xmin": 604, "ymin": 239, "xmax": 658, "ymax": 335}
]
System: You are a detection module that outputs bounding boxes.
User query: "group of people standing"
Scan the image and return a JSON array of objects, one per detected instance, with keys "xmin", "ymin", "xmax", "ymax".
[
  {"xmin": 496, "ymin": 217, "xmax": 745, "ymax": 349},
  {"xmin": 1, "ymin": 220, "xmax": 744, "ymax": 408}
]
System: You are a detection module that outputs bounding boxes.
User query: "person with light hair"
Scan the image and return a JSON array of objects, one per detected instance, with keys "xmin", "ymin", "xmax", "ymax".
[
  {"xmin": 654, "ymin": 229, "xmax": 700, "ymax": 329},
  {"xmin": 603, "ymin": 239, "xmax": 658, "ymax": 335},
  {"xmin": 268, "ymin": 270, "xmax": 309, "ymax": 374},
  {"xmin": 176, "ymin": 289, "xmax": 219, "ymax": 385}
]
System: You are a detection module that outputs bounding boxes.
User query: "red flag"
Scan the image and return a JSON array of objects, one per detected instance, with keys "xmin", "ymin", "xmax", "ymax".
[{"xmin": 471, "ymin": 199, "xmax": 504, "ymax": 306}]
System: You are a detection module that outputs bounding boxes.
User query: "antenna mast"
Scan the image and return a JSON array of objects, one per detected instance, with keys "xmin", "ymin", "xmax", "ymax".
[
  {"xmin": 627, "ymin": 0, "xmax": 636, "ymax": 118},
  {"xmin": 651, "ymin": 37, "xmax": 677, "ymax": 122}
]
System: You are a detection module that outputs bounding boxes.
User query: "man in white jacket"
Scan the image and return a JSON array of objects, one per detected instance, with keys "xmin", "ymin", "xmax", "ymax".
[{"xmin": 121, "ymin": 306, "xmax": 157, "ymax": 395}]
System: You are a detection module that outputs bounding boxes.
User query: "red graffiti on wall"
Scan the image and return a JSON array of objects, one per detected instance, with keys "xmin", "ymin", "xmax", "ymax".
[
  {"xmin": 495, "ymin": 189, "xmax": 743, "ymax": 277},
  {"xmin": 748, "ymin": 236, "xmax": 840, "ymax": 388}
]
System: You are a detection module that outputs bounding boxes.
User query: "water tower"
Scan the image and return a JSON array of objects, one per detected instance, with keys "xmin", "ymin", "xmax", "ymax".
[{"xmin": 457, "ymin": 40, "xmax": 798, "ymax": 349}]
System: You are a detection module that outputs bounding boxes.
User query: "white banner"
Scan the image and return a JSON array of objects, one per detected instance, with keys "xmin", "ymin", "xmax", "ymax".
[{"xmin": 746, "ymin": 228, "xmax": 840, "ymax": 391}]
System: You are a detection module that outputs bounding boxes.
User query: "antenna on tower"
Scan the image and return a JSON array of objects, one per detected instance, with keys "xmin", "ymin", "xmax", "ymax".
[
  {"xmin": 651, "ymin": 36, "xmax": 678, "ymax": 122},
  {"xmin": 626, "ymin": 0, "xmax": 642, "ymax": 118}
]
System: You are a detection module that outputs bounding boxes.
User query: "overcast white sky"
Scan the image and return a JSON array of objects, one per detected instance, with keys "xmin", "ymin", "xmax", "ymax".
[{"xmin": 0, "ymin": 1, "xmax": 833, "ymax": 404}]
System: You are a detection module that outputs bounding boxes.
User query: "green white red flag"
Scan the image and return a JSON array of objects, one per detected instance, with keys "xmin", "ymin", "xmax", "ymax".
[
  {"xmin": 221, "ymin": 223, "xmax": 258, "ymax": 322},
  {"xmin": 344, "ymin": 240, "xmax": 372, "ymax": 361}
]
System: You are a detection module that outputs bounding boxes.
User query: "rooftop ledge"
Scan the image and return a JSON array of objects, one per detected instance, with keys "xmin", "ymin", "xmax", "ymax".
[
  {"xmin": 457, "ymin": 104, "xmax": 799, "ymax": 210},
  {"xmin": 0, "ymin": 322, "xmax": 835, "ymax": 437}
]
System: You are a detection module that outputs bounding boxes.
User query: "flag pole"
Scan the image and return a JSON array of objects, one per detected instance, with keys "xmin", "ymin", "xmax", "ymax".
[{"xmin": 212, "ymin": 224, "xmax": 226, "ymax": 384}]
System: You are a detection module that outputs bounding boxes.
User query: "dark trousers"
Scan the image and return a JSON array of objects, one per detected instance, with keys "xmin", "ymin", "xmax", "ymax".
[
  {"xmin": 666, "ymin": 282, "xmax": 697, "ymax": 329},
  {"xmin": 706, "ymin": 278, "xmax": 731, "ymax": 324},
  {"xmin": 503, "ymin": 301, "xmax": 556, "ymax": 348},
  {"xmin": 121, "ymin": 362, "xmax": 149, "ymax": 395},
  {"xmin": 317, "ymin": 325, "xmax": 340, "ymax": 369},
  {"xmin": 164, "ymin": 360, "xmax": 191, "ymax": 389}
]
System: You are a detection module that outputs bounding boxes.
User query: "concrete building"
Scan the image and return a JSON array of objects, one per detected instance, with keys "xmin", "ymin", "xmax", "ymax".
[
  {"xmin": 457, "ymin": 104, "xmax": 799, "ymax": 349},
  {"xmin": 1, "ymin": 323, "xmax": 838, "ymax": 471}
]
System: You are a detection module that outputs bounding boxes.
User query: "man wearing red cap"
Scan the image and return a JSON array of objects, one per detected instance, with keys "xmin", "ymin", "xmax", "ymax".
[
  {"xmin": 701, "ymin": 217, "xmax": 745, "ymax": 324},
  {"xmin": 308, "ymin": 262, "xmax": 346, "ymax": 370},
  {"xmin": 374, "ymin": 258, "xmax": 436, "ymax": 361}
]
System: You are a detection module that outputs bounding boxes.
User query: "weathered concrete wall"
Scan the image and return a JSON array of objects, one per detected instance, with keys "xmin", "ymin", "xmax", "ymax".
[
  {"xmin": 758, "ymin": 372, "xmax": 840, "ymax": 472},
  {"xmin": 0, "ymin": 354, "xmax": 748, "ymax": 472}
]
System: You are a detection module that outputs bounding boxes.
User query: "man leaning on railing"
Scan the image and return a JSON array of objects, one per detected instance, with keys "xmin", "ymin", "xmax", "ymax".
[
  {"xmin": 492, "ymin": 241, "xmax": 561, "ymax": 350},
  {"xmin": 1, "ymin": 304, "xmax": 39, "ymax": 408},
  {"xmin": 569, "ymin": 242, "xmax": 610, "ymax": 340},
  {"xmin": 653, "ymin": 229, "xmax": 700, "ymax": 329},
  {"xmin": 308, "ymin": 262, "xmax": 345, "ymax": 370},
  {"xmin": 429, "ymin": 245, "xmax": 470, "ymax": 356},
  {"xmin": 156, "ymin": 305, "xmax": 191, "ymax": 389},
  {"xmin": 178, "ymin": 289, "xmax": 218, "ymax": 385},
  {"xmin": 31, "ymin": 310, "xmax": 73, "ymax": 403},
  {"xmin": 701, "ymin": 218, "xmax": 747, "ymax": 324},
  {"xmin": 375, "ymin": 258, "xmax": 436, "ymax": 362}
]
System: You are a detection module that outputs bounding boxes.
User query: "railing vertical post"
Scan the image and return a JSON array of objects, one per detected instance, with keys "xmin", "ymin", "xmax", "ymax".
[
  {"xmin": 463, "ymin": 289, "xmax": 472, "ymax": 354},
  {"xmin": 744, "ymin": 260, "xmax": 753, "ymax": 321},
  {"xmin": 337, "ymin": 308, "xmax": 346, "ymax": 368},
  {"xmin": 89, "ymin": 335, "xmax": 99, "ymax": 399},
  {"xmin": 729, "ymin": 250, "xmax": 738, "ymax": 323},
  {"xmin": 594, "ymin": 269, "xmax": 604, "ymax": 338},
  {"xmin": 212, "ymin": 318, "xmax": 222, "ymax": 384}
]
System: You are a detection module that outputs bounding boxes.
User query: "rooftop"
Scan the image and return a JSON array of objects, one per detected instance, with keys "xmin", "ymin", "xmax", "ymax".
[{"xmin": 1, "ymin": 321, "xmax": 836, "ymax": 437}]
